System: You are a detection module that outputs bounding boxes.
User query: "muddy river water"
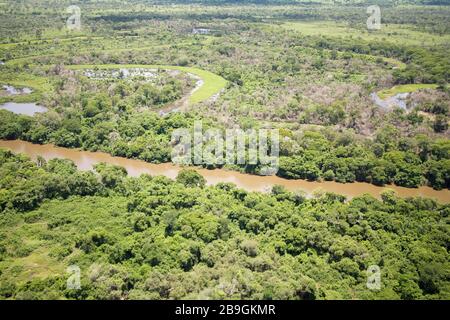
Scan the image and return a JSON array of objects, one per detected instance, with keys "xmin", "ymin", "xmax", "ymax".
[{"xmin": 1, "ymin": 140, "xmax": 449, "ymax": 203}]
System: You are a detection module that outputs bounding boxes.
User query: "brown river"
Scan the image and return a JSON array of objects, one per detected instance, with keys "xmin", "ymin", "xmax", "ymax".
[{"xmin": 1, "ymin": 140, "xmax": 449, "ymax": 203}]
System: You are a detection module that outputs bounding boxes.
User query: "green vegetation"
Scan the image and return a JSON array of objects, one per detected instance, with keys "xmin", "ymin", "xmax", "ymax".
[
  {"xmin": 378, "ymin": 84, "xmax": 438, "ymax": 99},
  {"xmin": 67, "ymin": 64, "xmax": 227, "ymax": 105},
  {"xmin": 0, "ymin": 73, "xmax": 51, "ymax": 104},
  {"xmin": 2, "ymin": 106, "xmax": 450, "ymax": 189},
  {"xmin": 0, "ymin": 1, "xmax": 448, "ymax": 191},
  {"xmin": 0, "ymin": 150, "xmax": 449, "ymax": 300},
  {"xmin": 0, "ymin": 0, "xmax": 449, "ymax": 300},
  {"xmin": 282, "ymin": 21, "xmax": 450, "ymax": 47}
]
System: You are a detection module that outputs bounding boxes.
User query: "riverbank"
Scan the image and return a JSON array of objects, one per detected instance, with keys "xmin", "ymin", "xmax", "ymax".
[{"xmin": 1, "ymin": 140, "xmax": 449, "ymax": 203}]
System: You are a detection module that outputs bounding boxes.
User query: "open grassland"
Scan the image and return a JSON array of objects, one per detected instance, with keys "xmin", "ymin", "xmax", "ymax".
[
  {"xmin": 282, "ymin": 21, "xmax": 450, "ymax": 47},
  {"xmin": 378, "ymin": 83, "xmax": 438, "ymax": 99}
]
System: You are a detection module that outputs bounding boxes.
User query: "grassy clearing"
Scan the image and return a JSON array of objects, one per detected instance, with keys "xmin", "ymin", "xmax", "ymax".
[
  {"xmin": 355, "ymin": 54, "xmax": 407, "ymax": 70},
  {"xmin": 382, "ymin": 57, "xmax": 407, "ymax": 70},
  {"xmin": 0, "ymin": 36, "xmax": 102, "ymax": 49},
  {"xmin": 3, "ymin": 248, "xmax": 65, "ymax": 283},
  {"xmin": 282, "ymin": 21, "xmax": 450, "ymax": 47},
  {"xmin": 378, "ymin": 83, "xmax": 438, "ymax": 99},
  {"xmin": 0, "ymin": 196, "xmax": 129, "ymax": 287},
  {"xmin": 68, "ymin": 64, "xmax": 227, "ymax": 105},
  {"xmin": 0, "ymin": 72, "xmax": 51, "ymax": 103}
]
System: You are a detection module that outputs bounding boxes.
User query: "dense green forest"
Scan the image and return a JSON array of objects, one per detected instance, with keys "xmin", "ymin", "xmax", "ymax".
[
  {"xmin": 1, "ymin": 109, "xmax": 450, "ymax": 189},
  {"xmin": 0, "ymin": 0, "xmax": 449, "ymax": 300},
  {"xmin": 0, "ymin": 150, "xmax": 449, "ymax": 299}
]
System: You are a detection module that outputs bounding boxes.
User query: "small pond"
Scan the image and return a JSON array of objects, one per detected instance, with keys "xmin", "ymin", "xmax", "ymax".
[
  {"xmin": 2, "ymin": 85, "xmax": 33, "ymax": 95},
  {"xmin": 0, "ymin": 102, "xmax": 48, "ymax": 116},
  {"xmin": 370, "ymin": 92, "xmax": 409, "ymax": 110}
]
